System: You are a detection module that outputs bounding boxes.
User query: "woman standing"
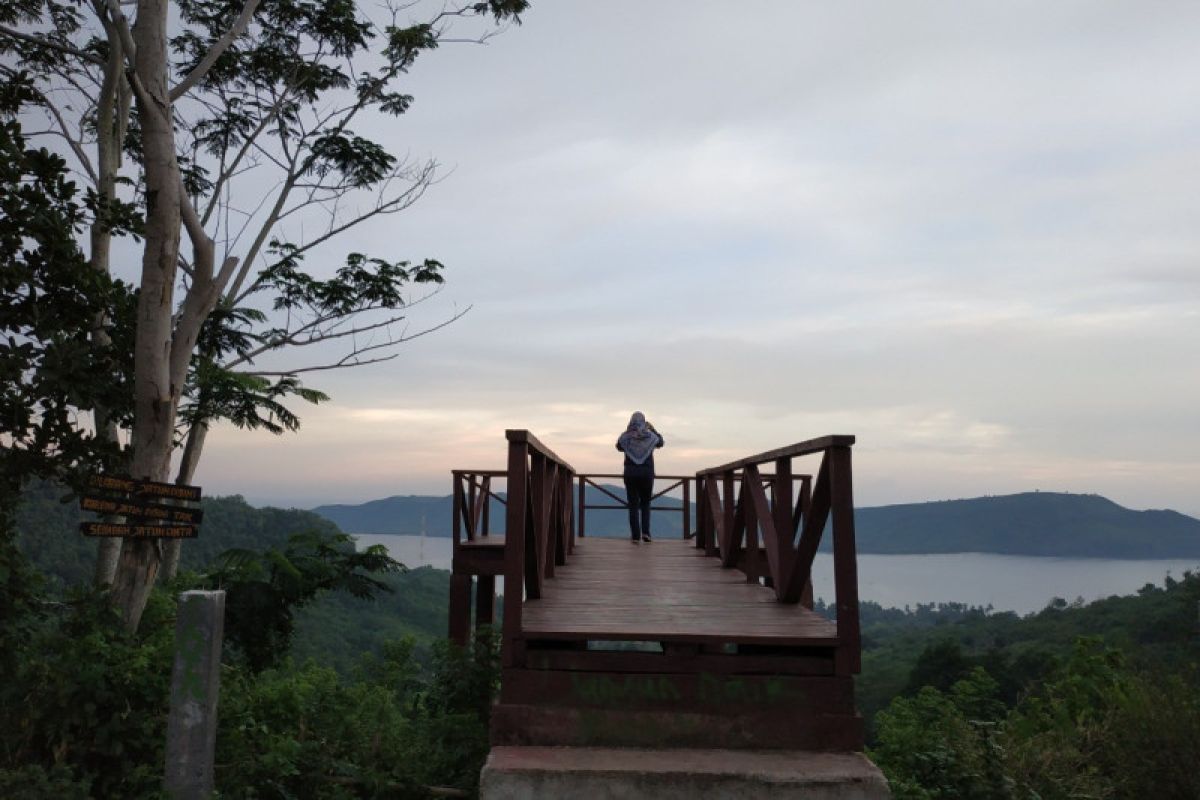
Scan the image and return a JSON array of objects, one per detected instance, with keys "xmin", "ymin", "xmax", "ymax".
[{"xmin": 616, "ymin": 412, "xmax": 664, "ymax": 543}]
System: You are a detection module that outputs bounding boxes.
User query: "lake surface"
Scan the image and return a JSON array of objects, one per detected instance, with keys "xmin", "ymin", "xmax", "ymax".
[{"xmin": 351, "ymin": 533, "xmax": 1199, "ymax": 616}]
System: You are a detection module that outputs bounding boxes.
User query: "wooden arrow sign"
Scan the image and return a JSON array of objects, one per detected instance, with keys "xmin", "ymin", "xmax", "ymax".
[
  {"xmin": 81, "ymin": 522, "xmax": 198, "ymax": 539},
  {"xmin": 80, "ymin": 495, "xmax": 204, "ymax": 525}
]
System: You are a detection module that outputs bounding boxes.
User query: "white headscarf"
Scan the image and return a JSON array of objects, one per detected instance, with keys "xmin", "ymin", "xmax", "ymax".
[{"xmin": 618, "ymin": 411, "xmax": 660, "ymax": 465}]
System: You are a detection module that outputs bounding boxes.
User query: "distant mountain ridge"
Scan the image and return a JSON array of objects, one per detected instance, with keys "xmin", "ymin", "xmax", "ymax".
[{"xmin": 312, "ymin": 490, "xmax": 1200, "ymax": 559}]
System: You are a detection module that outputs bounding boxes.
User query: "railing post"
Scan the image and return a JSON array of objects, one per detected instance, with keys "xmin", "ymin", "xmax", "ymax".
[
  {"xmin": 683, "ymin": 477, "xmax": 692, "ymax": 542},
  {"xmin": 577, "ymin": 475, "xmax": 586, "ymax": 538},
  {"xmin": 771, "ymin": 458, "xmax": 793, "ymax": 590},
  {"xmin": 722, "ymin": 471, "xmax": 735, "ymax": 559},
  {"xmin": 502, "ymin": 438, "xmax": 529, "ymax": 668},
  {"xmin": 482, "ymin": 476, "xmax": 492, "ymax": 537},
  {"xmin": 466, "ymin": 475, "xmax": 477, "ymax": 540},
  {"xmin": 829, "ymin": 445, "xmax": 861, "ymax": 674},
  {"xmin": 452, "ymin": 473, "xmax": 464, "ymax": 546},
  {"xmin": 744, "ymin": 470, "xmax": 760, "ymax": 583},
  {"xmin": 564, "ymin": 470, "xmax": 576, "ymax": 555}
]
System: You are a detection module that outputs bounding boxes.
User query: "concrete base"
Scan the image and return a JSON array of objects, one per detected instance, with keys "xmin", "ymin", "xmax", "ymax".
[{"xmin": 480, "ymin": 746, "xmax": 891, "ymax": 799}]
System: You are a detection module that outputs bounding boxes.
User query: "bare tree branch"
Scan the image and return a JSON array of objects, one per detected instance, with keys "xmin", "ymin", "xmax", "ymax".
[
  {"xmin": 241, "ymin": 305, "xmax": 470, "ymax": 376},
  {"xmin": 0, "ymin": 24, "xmax": 106, "ymax": 65},
  {"xmin": 170, "ymin": 0, "xmax": 264, "ymax": 102}
]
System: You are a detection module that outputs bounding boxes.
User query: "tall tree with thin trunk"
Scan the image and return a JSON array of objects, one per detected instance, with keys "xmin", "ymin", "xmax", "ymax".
[{"xmin": 3, "ymin": 0, "xmax": 528, "ymax": 630}]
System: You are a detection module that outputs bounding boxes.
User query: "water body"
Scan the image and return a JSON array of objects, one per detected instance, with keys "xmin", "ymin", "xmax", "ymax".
[{"xmin": 351, "ymin": 534, "xmax": 1199, "ymax": 616}]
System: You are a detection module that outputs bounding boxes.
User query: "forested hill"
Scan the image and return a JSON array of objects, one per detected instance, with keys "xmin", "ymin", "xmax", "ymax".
[
  {"xmin": 854, "ymin": 492, "xmax": 1200, "ymax": 558},
  {"xmin": 313, "ymin": 489, "xmax": 1200, "ymax": 558},
  {"xmin": 16, "ymin": 480, "xmax": 341, "ymax": 589}
]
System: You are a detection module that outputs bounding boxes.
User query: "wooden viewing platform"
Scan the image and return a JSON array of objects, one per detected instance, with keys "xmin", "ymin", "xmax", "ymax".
[{"xmin": 450, "ymin": 430, "xmax": 865, "ymax": 752}]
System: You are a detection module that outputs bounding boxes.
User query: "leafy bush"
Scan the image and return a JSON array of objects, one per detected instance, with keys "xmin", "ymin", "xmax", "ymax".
[
  {"xmin": 875, "ymin": 637, "xmax": 1200, "ymax": 800},
  {"xmin": 0, "ymin": 589, "xmax": 176, "ymax": 799},
  {"xmin": 871, "ymin": 667, "xmax": 1011, "ymax": 800},
  {"xmin": 215, "ymin": 632, "xmax": 499, "ymax": 798}
]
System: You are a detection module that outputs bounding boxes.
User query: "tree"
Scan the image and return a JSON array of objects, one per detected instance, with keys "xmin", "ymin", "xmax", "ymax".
[
  {"xmin": 204, "ymin": 529, "xmax": 402, "ymax": 672},
  {"xmin": 1, "ymin": 0, "xmax": 528, "ymax": 630}
]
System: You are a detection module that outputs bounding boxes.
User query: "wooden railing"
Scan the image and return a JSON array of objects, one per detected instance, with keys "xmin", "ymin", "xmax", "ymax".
[
  {"xmin": 501, "ymin": 430, "xmax": 576, "ymax": 667},
  {"xmin": 575, "ymin": 474, "xmax": 693, "ymax": 539},
  {"xmin": 451, "ymin": 469, "xmax": 506, "ymax": 545},
  {"xmin": 695, "ymin": 435, "xmax": 860, "ymax": 672}
]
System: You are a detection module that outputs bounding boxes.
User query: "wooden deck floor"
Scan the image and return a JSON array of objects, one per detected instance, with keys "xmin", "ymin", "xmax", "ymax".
[{"xmin": 520, "ymin": 537, "xmax": 838, "ymax": 646}]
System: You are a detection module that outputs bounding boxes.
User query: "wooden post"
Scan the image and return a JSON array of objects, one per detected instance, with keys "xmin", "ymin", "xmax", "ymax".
[
  {"xmin": 164, "ymin": 590, "xmax": 225, "ymax": 800},
  {"xmin": 744, "ymin": 471, "xmax": 760, "ymax": 583},
  {"xmin": 475, "ymin": 574, "xmax": 495, "ymax": 629},
  {"xmin": 482, "ymin": 476, "xmax": 492, "ymax": 538},
  {"xmin": 577, "ymin": 475, "xmax": 587, "ymax": 538},
  {"xmin": 502, "ymin": 437, "xmax": 528, "ymax": 668},
  {"xmin": 448, "ymin": 574, "xmax": 472, "ymax": 645},
  {"xmin": 683, "ymin": 477, "xmax": 692, "ymax": 543},
  {"xmin": 452, "ymin": 474, "xmax": 464, "ymax": 545},
  {"xmin": 829, "ymin": 446, "xmax": 861, "ymax": 674},
  {"xmin": 722, "ymin": 471, "xmax": 735, "ymax": 558}
]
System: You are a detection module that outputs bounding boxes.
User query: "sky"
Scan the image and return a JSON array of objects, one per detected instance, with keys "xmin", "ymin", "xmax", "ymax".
[{"xmin": 192, "ymin": 2, "xmax": 1200, "ymax": 515}]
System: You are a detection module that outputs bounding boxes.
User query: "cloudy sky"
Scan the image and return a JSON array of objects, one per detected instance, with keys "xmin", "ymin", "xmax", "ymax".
[{"xmin": 194, "ymin": 2, "xmax": 1199, "ymax": 515}]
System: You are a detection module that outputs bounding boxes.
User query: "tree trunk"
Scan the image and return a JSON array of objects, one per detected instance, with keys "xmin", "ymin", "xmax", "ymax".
[
  {"xmin": 108, "ymin": 0, "xmax": 183, "ymax": 632},
  {"xmin": 160, "ymin": 420, "xmax": 207, "ymax": 580},
  {"xmin": 92, "ymin": 23, "xmax": 131, "ymax": 587}
]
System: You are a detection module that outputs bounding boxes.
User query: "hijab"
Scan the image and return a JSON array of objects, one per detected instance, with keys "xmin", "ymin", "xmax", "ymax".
[{"xmin": 618, "ymin": 411, "xmax": 660, "ymax": 465}]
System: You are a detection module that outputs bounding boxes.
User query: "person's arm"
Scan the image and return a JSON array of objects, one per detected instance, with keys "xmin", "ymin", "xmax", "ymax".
[
  {"xmin": 646, "ymin": 422, "xmax": 664, "ymax": 448},
  {"xmin": 616, "ymin": 439, "xmax": 624, "ymax": 452}
]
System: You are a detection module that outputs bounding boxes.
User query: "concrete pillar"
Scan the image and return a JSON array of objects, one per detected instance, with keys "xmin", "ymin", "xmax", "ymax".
[{"xmin": 164, "ymin": 590, "xmax": 226, "ymax": 800}]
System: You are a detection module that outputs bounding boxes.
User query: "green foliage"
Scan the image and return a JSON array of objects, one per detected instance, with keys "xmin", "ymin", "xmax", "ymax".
[
  {"xmin": 0, "ymin": 589, "xmax": 176, "ymax": 799},
  {"xmin": 0, "ymin": 764, "xmax": 92, "ymax": 800},
  {"xmin": 872, "ymin": 668, "xmax": 1012, "ymax": 800},
  {"xmin": 854, "ymin": 571, "xmax": 1200, "ymax": 730},
  {"xmin": 15, "ymin": 483, "xmax": 353, "ymax": 589},
  {"xmin": 874, "ymin": 634, "xmax": 1200, "ymax": 800},
  {"xmin": 0, "ymin": 73, "xmax": 134, "ymax": 498},
  {"xmin": 215, "ymin": 632, "xmax": 499, "ymax": 798},
  {"xmin": 292, "ymin": 567, "xmax": 450, "ymax": 674},
  {"xmin": 203, "ymin": 530, "xmax": 403, "ymax": 671}
]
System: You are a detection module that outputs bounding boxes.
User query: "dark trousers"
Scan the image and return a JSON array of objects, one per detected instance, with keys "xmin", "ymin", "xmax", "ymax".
[{"xmin": 623, "ymin": 474, "xmax": 654, "ymax": 538}]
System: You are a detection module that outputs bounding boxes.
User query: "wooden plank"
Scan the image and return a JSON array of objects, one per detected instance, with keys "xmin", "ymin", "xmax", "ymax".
[
  {"xmin": 524, "ymin": 649, "xmax": 834, "ymax": 676},
  {"xmin": 696, "ymin": 435, "xmax": 855, "ymax": 476},
  {"xmin": 516, "ymin": 538, "xmax": 838, "ymax": 646},
  {"xmin": 505, "ymin": 429, "xmax": 575, "ymax": 472},
  {"xmin": 490, "ymin": 704, "xmax": 864, "ymax": 751},
  {"xmin": 452, "ymin": 550, "xmax": 505, "ymax": 577},
  {"xmin": 500, "ymin": 668, "xmax": 854, "ymax": 714}
]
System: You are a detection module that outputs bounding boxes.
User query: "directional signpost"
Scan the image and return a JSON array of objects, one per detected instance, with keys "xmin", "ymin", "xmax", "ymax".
[{"xmin": 80, "ymin": 475, "xmax": 203, "ymax": 539}]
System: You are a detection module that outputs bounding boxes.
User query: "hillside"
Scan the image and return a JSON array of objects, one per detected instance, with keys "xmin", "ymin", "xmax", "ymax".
[
  {"xmin": 17, "ymin": 480, "xmax": 342, "ymax": 589},
  {"xmin": 14, "ymin": 481, "xmax": 451, "ymax": 669},
  {"xmin": 312, "ymin": 484, "xmax": 690, "ymax": 538},
  {"xmin": 313, "ymin": 489, "xmax": 1200, "ymax": 558},
  {"xmin": 853, "ymin": 492, "xmax": 1200, "ymax": 558}
]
